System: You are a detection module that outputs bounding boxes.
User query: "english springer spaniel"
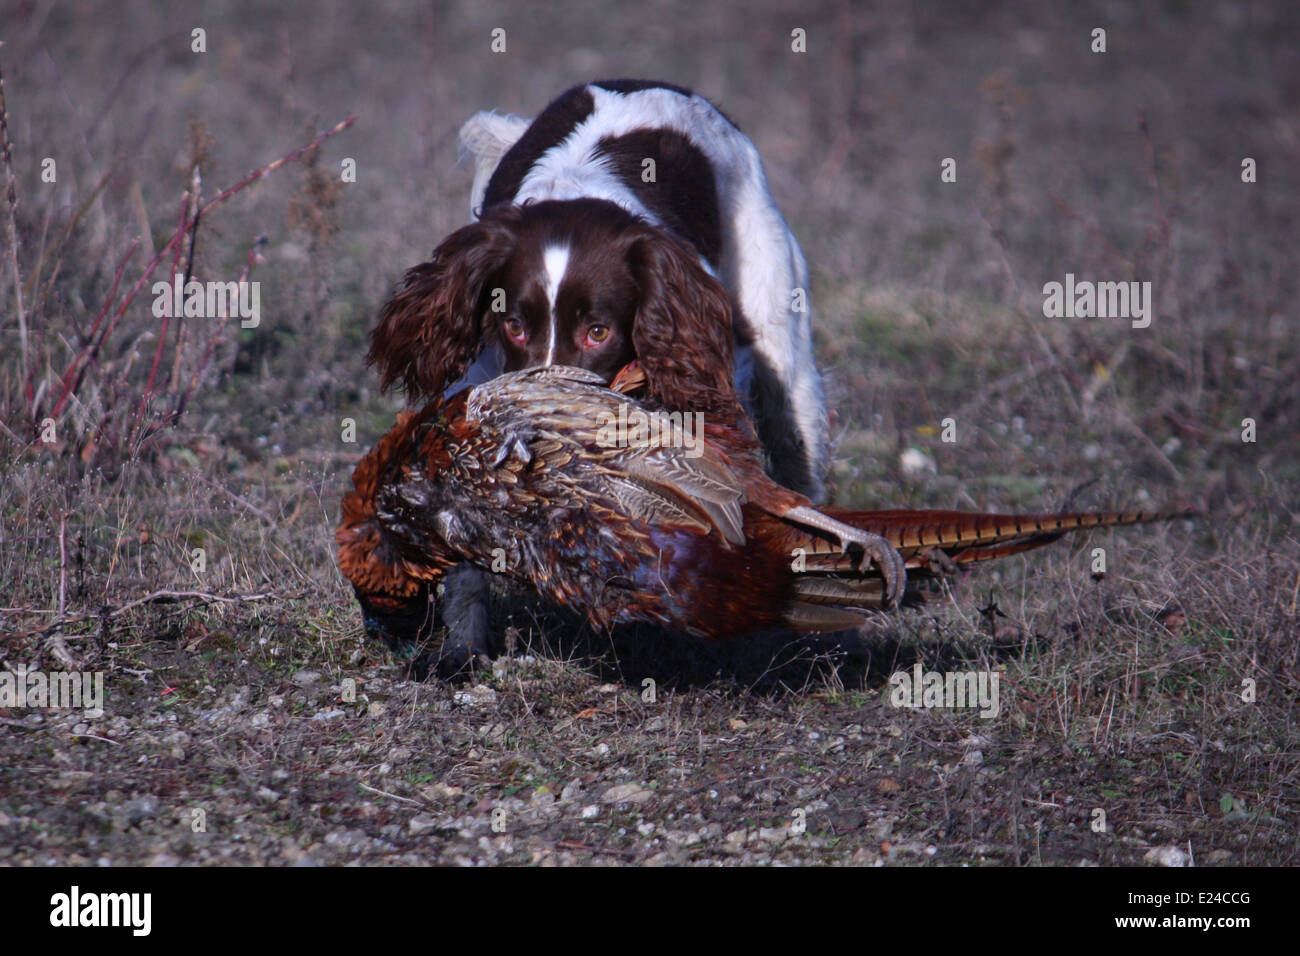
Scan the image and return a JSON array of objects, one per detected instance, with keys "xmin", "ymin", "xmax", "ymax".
[
  {"xmin": 370, "ymin": 78, "xmax": 829, "ymax": 498},
  {"xmin": 367, "ymin": 79, "xmax": 831, "ymax": 675}
]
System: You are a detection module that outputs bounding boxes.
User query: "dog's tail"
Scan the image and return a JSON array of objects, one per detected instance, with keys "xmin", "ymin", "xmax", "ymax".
[{"xmin": 458, "ymin": 111, "xmax": 532, "ymax": 219}]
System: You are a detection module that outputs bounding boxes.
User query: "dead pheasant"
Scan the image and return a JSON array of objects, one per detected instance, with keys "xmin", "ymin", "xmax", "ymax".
[{"xmin": 338, "ymin": 365, "xmax": 1188, "ymax": 650}]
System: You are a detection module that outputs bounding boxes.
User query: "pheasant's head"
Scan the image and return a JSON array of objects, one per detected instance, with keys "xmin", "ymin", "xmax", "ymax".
[{"xmin": 353, "ymin": 585, "xmax": 436, "ymax": 658}]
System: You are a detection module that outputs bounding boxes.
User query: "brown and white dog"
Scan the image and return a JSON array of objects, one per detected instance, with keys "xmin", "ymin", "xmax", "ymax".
[
  {"xmin": 369, "ymin": 79, "xmax": 829, "ymax": 499},
  {"xmin": 366, "ymin": 80, "xmax": 831, "ymax": 674}
]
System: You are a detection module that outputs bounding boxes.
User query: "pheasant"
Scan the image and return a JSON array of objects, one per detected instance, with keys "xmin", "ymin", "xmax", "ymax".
[{"xmin": 337, "ymin": 365, "xmax": 1189, "ymax": 652}]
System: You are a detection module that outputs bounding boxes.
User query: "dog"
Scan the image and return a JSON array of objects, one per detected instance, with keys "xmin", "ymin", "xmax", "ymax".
[
  {"xmin": 370, "ymin": 78, "xmax": 830, "ymax": 497},
  {"xmin": 366, "ymin": 79, "xmax": 831, "ymax": 674}
]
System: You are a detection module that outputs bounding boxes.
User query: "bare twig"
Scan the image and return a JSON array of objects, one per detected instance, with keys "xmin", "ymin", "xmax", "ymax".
[
  {"xmin": 28, "ymin": 160, "xmax": 121, "ymax": 319},
  {"xmin": 57, "ymin": 512, "xmax": 68, "ymax": 619},
  {"xmin": 131, "ymin": 184, "xmax": 194, "ymax": 443},
  {"xmin": 357, "ymin": 783, "xmax": 422, "ymax": 805},
  {"xmin": 0, "ymin": 44, "xmax": 27, "ymax": 386},
  {"xmin": 108, "ymin": 588, "xmax": 276, "ymax": 617},
  {"xmin": 48, "ymin": 115, "xmax": 356, "ymax": 422},
  {"xmin": 191, "ymin": 471, "xmax": 275, "ymax": 523},
  {"xmin": 47, "ymin": 238, "xmax": 140, "ymax": 419},
  {"xmin": 167, "ymin": 166, "xmax": 203, "ymax": 398},
  {"xmin": 12, "ymin": 588, "xmax": 278, "ymax": 638},
  {"xmin": 170, "ymin": 235, "xmax": 267, "ymax": 425},
  {"xmin": 201, "ymin": 114, "xmax": 355, "ymax": 213},
  {"xmin": 1047, "ymin": 192, "xmax": 1129, "ymax": 272},
  {"xmin": 45, "ymin": 636, "xmax": 78, "ymax": 669},
  {"xmin": 0, "ymin": 413, "xmax": 24, "ymax": 446},
  {"xmin": 71, "ymin": 734, "xmax": 121, "ymax": 745}
]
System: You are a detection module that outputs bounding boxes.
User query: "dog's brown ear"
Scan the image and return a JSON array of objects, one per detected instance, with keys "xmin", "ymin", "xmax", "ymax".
[
  {"xmin": 627, "ymin": 229, "xmax": 737, "ymax": 414},
  {"xmin": 368, "ymin": 214, "xmax": 519, "ymax": 400}
]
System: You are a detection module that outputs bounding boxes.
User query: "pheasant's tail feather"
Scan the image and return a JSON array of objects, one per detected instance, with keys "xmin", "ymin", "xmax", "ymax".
[
  {"xmin": 847, "ymin": 507, "xmax": 1194, "ymax": 565},
  {"xmin": 782, "ymin": 601, "xmax": 871, "ymax": 633},
  {"xmin": 785, "ymin": 506, "xmax": 1193, "ymax": 575},
  {"xmin": 771, "ymin": 507, "xmax": 1195, "ymax": 628},
  {"xmin": 786, "ymin": 566, "xmax": 942, "ymax": 619},
  {"xmin": 791, "ymin": 576, "xmax": 887, "ymax": 606}
]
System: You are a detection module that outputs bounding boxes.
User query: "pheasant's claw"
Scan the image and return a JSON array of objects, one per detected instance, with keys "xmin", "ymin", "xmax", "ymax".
[
  {"xmin": 782, "ymin": 505, "xmax": 908, "ymax": 608},
  {"xmin": 849, "ymin": 530, "xmax": 908, "ymax": 609}
]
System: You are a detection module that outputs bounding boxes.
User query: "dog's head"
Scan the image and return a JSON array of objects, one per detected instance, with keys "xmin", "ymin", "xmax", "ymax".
[{"xmin": 368, "ymin": 198, "xmax": 737, "ymax": 412}]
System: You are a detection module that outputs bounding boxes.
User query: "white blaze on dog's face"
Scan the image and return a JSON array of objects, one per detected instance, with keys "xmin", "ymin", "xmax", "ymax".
[{"xmin": 541, "ymin": 244, "xmax": 569, "ymax": 365}]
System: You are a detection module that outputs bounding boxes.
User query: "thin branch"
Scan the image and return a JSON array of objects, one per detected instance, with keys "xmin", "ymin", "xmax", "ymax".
[
  {"xmin": 170, "ymin": 235, "xmax": 266, "ymax": 424},
  {"xmin": 57, "ymin": 512, "xmax": 68, "ymax": 619},
  {"xmin": 47, "ymin": 238, "xmax": 139, "ymax": 419},
  {"xmin": 71, "ymin": 734, "xmax": 121, "ymax": 745},
  {"xmin": 48, "ymin": 114, "xmax": 356, "ymax": 422},
  {"xmin": 191, "ymin": 471, "xmax": 275, "ymax": 523},
  {"xmin": 357, "ymin": 783, "xmax": 422, "ymax": 805},
  {"xmin": 130, "ymin": 184, "xmax": 193, "ymax": 442},
  {"xmin": 109, "ymin": 588, "xmax": 276, "ymax": 617},
  {"xmin": 0, "ymin": 44, "xmax": 27, "ymax": 387},
  {"xmin": 167, "ymin": 166, "xmax": 203, "ymax": 398},
  {"xmin": 29, "ymin": 160, "xmax": 121, "ymax": 317},
  {"xmin": 13, "ymin": 588, "xmax": 278, "ymax": 638}
]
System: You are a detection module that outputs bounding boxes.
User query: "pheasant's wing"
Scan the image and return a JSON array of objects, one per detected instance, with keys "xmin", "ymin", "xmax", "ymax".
[{"xmin": 618, "ymin": 440, "xmax": 745, "ymax": 545}]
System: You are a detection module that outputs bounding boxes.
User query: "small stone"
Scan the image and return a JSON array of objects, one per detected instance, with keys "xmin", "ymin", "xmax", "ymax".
[
  {"xmin": 900, "ymin": 448, "xmax": 937, "ymax": 475},
  {"xmin": 453, "ymin": 686, "xmax": 497, "ymax": 708},
  {"xmin": 1144, "ymin": 845, "xmax": 1190, "ymax": 867},
  {"xmin": 601, "ymin": 783, "xmax": 652, "ymax": 805},
  {"xmin": 408, "ymin": 815, "xmax": 439, "ymax": 836}
]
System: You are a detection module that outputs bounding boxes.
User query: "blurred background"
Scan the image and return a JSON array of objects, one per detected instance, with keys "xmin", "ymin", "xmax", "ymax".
[{"xmin": 4, "ymin": 1, "xmax": 1296, "ymax": 500}]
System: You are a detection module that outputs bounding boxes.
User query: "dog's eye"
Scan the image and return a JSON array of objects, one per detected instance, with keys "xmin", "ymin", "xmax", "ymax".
[
  {"xmin": 503, "ymin": 318, "xmax": 526, "ymax": 340},
  {"xmin": 585, "ymin": 325, "xmax": 610, "ymax": 345}
]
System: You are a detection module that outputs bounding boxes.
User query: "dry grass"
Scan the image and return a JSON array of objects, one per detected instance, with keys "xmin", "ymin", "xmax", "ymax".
[{"xmin": 0, "ymin": 1, "xmax": 1296, "ymax": 865}]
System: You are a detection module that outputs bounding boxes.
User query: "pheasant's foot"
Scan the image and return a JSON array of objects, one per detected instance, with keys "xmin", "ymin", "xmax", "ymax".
[{"xmin": 784, "ymin": 506, "xmax": 908, "ymax": 609}]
